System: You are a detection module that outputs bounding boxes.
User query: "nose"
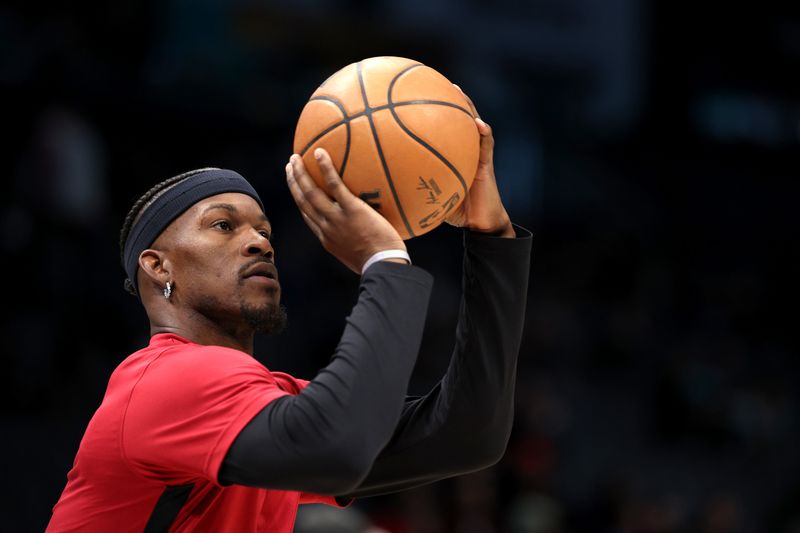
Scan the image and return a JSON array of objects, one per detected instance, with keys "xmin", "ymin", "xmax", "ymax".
[{"xmin": 242, "ymin": 229, "xmax": 274, "ymax": 261}]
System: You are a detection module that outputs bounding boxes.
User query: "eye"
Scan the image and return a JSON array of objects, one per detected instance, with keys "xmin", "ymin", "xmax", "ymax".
[
  {"xmin": 259, "ymin": 230, "xmax": 271, "ymax": 240},
  {"xmin": 213, "ymin": 220, "xmax": 233, "ymax": 231}
]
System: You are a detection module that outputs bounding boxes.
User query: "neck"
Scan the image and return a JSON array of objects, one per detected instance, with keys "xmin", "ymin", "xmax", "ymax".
[{"xmin": 150, "ymin": 313, "xmax": 255, "ymax": 355}]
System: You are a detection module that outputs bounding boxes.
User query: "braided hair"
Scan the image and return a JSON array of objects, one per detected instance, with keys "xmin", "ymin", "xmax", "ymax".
[{"xmin": 119, "ymin": 168, "xmax": 218, "ymax": 296}]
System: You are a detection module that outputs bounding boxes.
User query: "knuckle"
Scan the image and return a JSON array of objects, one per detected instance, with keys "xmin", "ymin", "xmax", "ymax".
[
  {"xmin": 309, "ymin": 190, "xmax": 329, "ymax": 205},
  {"xmin": 316, "ymin": 153, "xmax": 331, "ymax": 169}
]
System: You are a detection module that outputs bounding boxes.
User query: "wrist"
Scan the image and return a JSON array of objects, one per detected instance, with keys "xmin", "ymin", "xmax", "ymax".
[
  {"xmin": 467, "ymin": 215, "xmax": 515, "ymax": 238},
  {"xmin": 493, "ymin": 221, "xmax": 516, "ymax": 238},
  {"xmin": 361, "ymin": 249, "xmax": 411, "ymax": 274}
]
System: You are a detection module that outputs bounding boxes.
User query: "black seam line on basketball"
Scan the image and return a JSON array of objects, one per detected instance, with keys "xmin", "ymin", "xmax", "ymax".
[
  {"xmin": 339, "ymin": 121, "xmax": 351, "ymax": 177},
  {"xmin": 299, "ymin": 100, "xmax": 473, "ymax": 158},
  {"xmin": 356, "ymin": 60, "xmax": 415, "ymax": 237},
  {"xmin": 310, "ymin": 95, "xmax": 348, "ymax": 114},
  {"xmin": 387, "ymin": 65, "xmax": 470, "ymax": 197},
  {"xmin": 310, "ymin": 98, "xmax": 472, "ymax": 120},
  {"xmin": 298, "ymin": 120, "xmax": 343, "ymax": 156},
  {"xmin": 388, "ymin": 108, "xmax": 470, "ymax": 198},
  {"xmin": 302, "ymin": 96, "xmax": 351, "ymax": 176},
  {"xmin": 389, "ymin": 100, "xmax": 473, "ymax": 117}
]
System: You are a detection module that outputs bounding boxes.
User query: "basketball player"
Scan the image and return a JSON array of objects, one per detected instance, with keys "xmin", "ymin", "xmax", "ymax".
[{"xmin": 47, "ymin": 100, "xmax": 532, "ymax": 532}]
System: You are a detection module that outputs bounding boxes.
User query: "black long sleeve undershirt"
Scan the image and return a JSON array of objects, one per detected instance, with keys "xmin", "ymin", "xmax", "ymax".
[
  {"xmin": 343, "ymin": 225, "xmax": 532, "ymax": 497},
  {"xmin": 220, "ymin": 226, "xmax": 532, "ymax": 497},
  {"xmin": 218, "ymin": 262, "xmax": 433, "ymax": 494}
]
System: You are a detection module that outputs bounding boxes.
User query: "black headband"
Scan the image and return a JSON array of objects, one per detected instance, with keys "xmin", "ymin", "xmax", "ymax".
[{"xmin": 123, "ymin": 168, "xmax": 264, "ymax": 295}]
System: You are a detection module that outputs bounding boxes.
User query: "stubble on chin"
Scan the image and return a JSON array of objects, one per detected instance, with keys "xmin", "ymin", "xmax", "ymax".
[
  {"xmin": 191, "ymin": 289, "xmax": 288, "ymax": 336},
  {"xmin": 240, "ymin": 301, "xmax": 288, "ymax": 335}
]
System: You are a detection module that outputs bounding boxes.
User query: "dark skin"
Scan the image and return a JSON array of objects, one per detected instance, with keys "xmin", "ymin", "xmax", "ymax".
[
  {"xmin": 137, "ymin": 193, "xmax": 280, "ymax": 355},
  {"xmin": 137, "ymin": 87, "xmax": 512, "ymax": 356}
]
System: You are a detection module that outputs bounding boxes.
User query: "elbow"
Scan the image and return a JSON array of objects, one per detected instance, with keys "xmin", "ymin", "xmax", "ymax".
[
  {"xmin": 461, "ymin": 413, "xmax": 514, "ymax": 471},
  {"xmin": 465, "ymin": 427, "xmax": 511, "ymax": 471},
  {"xmin": 318, "ymin": 456, "xmax": 372, "ymax": 495},
  {"xmin": 483, "ymin": 410, "xmax": 515, "ymax": 467},
  {"xmin": 479, "ymin": 429, "xmax": 512, "ymax": 468},
  {"xmin": 310, "ymin": 434, "xmax": 377, "ymax": 494},
  {"xmin": 225, "ymin": 435, "xmax": 376, "ymax": 495},
  {"xmin": 442, "ymin": 429, "xmax": 509, "ymax": 475}
]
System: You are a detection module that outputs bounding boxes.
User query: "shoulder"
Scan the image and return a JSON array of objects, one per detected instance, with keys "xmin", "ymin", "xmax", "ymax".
[
  {"xmin": 271, "ymin": 371, "xmax": 309, "ymax": 395},
  {"xmin": 122, "ymin": 342, "xmax": 285, "ymax": 437},
  {"xmin": 161, "ymin": 342, "xmax": 265, "ymax": 373},
  {"xmin": 129, "ymin": 342, "xmax": 276, "ymax": 403},
  {"xmin": 175, "ymin": 342, "xmax": 260, "ymax": 365}
]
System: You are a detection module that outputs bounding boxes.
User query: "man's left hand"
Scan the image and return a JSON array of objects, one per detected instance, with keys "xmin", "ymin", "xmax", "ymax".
[{"xmin": 445, "ymin": 86, "xmax": 515, "ymax": 238}]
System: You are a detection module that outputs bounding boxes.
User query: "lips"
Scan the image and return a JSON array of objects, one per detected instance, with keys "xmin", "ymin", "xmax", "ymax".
[{"xmin": 242, "ymin": 262, "xmax": 279, "ymax": 282}]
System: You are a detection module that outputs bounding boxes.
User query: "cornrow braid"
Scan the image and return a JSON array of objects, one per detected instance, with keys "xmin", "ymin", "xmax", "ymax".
[{"xmin": 119, "ymin": 168, "xmax": 219, "ymax": 296}]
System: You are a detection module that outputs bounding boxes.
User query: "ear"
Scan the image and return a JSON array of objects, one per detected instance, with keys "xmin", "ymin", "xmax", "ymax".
[{"xmin": 138, "ymin": 249, "xmax": 171, "ymax": 290}]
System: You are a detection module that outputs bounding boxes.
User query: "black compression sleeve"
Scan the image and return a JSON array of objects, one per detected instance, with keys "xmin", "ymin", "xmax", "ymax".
[
  {"xmin": 343, "ymin": 225, "xmax": 532, "ymax": 497},
  {"xmin": 218, "ymin": 262, "xmax": 433, "ymax": 494}
]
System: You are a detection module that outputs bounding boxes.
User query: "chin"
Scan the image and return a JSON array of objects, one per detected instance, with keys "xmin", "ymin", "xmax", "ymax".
[{"xmin": 241, "ymin": 301, "xmax": 288, "ymax": 335}]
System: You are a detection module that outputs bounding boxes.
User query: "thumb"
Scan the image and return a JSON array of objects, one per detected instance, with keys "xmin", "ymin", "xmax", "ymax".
[{"xmin": 475, "ymin": 118, "xmax": 494, "ymax": 169}]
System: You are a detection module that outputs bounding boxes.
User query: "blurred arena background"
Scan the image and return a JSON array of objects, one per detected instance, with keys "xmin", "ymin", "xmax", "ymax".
[{"xmin": 1, "ymin": 1, "xmax": 798, "ymax": 531}]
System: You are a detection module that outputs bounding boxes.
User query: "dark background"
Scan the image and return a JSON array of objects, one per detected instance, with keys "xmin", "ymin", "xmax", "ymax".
[{"xmin": 2, "ymin": 1, "xmax": 798, "ymax": 532}]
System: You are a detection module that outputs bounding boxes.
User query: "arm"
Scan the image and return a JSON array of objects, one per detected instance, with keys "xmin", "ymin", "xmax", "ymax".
[
  {"xmin": 219, "ymin": 150, "xmax": 427, "ymax": 495},
  {"xmin": 219, "ymin": 261, "xmax": 433, "ymax": 494},
  {"xmin": 343, "ymin": 226, "xmax": 531, "ymax": 498},
  {"xmin": 345, "ymin": 88, "xmax": 531, "ymax": 497}
]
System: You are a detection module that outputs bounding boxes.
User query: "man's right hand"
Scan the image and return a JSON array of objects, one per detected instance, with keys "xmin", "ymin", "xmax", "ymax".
[{"xmin": 286, "ymin": 149, "xmax": 407, "ymax": 274}]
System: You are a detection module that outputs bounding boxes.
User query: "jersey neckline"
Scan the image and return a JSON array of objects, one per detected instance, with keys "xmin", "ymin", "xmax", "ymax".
[{"xmin": 149, "ymin": 332, "xmax": 192, "ymax": 347}]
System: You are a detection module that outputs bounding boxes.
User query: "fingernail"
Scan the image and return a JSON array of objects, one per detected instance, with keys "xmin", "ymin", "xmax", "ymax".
[
  {"xmin": 476, "ymin": 118, "xmax": 488, "ymax": 128},
  {"xmin": 314, "ymin": 148, "xmax": 323, "ymax": 160},
  {"xmin": 453, "ymin": 84, "xmax": 461, "ymax": 90},
  {"xmin": 285, "ymin": 163, "xmax": 293, "ymax": 175}
]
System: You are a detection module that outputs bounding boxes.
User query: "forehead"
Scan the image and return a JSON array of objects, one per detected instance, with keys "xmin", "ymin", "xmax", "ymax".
[
  {"xmin": 189, "ymin": 192, "xmax": 268, "ymax": 222},
  {"xmin": 153, "ymin": 192, "xmax": 269, "ymax": 247}
]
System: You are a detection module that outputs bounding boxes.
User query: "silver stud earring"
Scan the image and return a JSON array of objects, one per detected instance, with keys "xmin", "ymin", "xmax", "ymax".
[{"xmin": 163, "ymin": 281, "xmax": 172, "ymax": 300}]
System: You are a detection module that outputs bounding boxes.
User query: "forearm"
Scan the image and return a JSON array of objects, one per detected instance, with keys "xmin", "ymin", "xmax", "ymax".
[
  {"xmin": 219, "ymin": 262, "xmax": 433, "ymax": 494},
  {"xmin": 345, "ymin": 225, "xmax": 532, "ymax": 497}
]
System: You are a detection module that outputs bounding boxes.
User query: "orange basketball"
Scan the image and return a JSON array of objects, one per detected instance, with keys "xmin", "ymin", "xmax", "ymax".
[{"xmin": 293, "ymin": 56, "xmax": 479, "ymax": 239}]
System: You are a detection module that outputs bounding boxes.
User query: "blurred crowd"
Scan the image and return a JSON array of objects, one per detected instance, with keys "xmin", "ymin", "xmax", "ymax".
[{"xmin": 2, "ymin": 1, "xmax": 797, "ymax": 531}]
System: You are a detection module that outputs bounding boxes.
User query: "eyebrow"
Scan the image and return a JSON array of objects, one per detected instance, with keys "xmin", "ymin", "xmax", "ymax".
[{"xmin": 202, "ymin": 203, "xmax": 270, "ymax": 224}]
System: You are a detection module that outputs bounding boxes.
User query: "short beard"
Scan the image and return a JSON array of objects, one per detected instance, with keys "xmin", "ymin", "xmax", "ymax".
[{"xmin": 241, "ymin": 301, "xmax": 288, "ymax": 335}]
